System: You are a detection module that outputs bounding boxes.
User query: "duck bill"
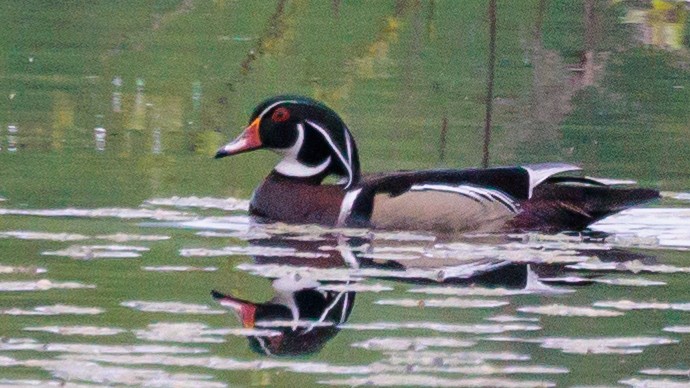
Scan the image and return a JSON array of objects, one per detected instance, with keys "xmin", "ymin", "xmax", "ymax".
[
  {"xmin": 215, "ymin": 117, "xmax": 262, "ymax": 158},
  {"xmin": 211, "ymin": 290, "xmax": 257, "ymax": 328}
]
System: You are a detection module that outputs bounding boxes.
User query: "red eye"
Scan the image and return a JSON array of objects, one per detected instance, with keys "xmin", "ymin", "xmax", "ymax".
[{"xmin": 271, "ymin": 107, "xmax": 290, "ymax": 123}]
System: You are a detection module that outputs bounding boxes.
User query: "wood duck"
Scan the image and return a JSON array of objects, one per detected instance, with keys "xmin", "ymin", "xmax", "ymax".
[
  {"xmin": 212, "ymin": 275, "xmax": 355, "ymax": 356},
  {"xmin": 216, "ymin": 95, "xmax": 659, "ymax": 234}
]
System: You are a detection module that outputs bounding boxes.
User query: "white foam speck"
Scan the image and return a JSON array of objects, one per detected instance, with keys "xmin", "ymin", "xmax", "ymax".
[
  {"xmin": 593, "ymin": 300, "xmax": 690, "ymax": 311},
  {"xmin": 409, "ymin": 364, "xmax": 569, "ymax": 376},
  {"xmin": 143, "ymin": 196, "xmax": 250, "ymax": 211},
  {"xmin": 663, "ymin": 326, "xmax": 690, "ymax": 333},
  {"xmin": 639, "ymin": 368, "xmax": 690, "ymax": 377},
  {"xmin": 0, "ymin": 357, "xmax": 19, "ymax": 367},
  {"xmin": 170, "ymin": 216, "xmax": 250, "ymax": 232},
  {"xmin": 0, "ymin": 207, "xmax": 195, "ymax": 221},
  {"xmin": 0, "ymin": 379, "xmax": 86, "ymax": 387},
  {"xmin": 620, "ymin": 377, "xmax": 690, "ymax": 388},
  {"xmin": 0, "ymin": 265, "xmax": 47, "ymax": 274},
  {"xmin": 518, "ymin": 304, "xmax": 624, "ymax": 317},
  {"xmin": 60, "ymin": 353, "xmax": 373, "ymax": 375},
  {"xmin": 121, "ymin": 301, "xmax": 226, "ymax": 315},
  {"xmin": 661, "ymin": 191, "xmax": 690, "ymax": 201},
  {"xmin": 538, "ymin": 337, "xmax": 677, "ymax": 354},
  {"xmin": 424, "ymin": 241, "xmax": 591, "ymax": 265},
  {"xmin": 42, "ymin": 245, "xmax": 149, "ymax": 259},
  {"xmin": 15, "ymin": 359, "xmax": 222, "ymax": 387},
  {"xmin": 540, "ymin": 276, "xmax": 666, "ymax": 286},
  {"xmin": 486, "ymin": 315, "xmax": 540, "ymax": 323},
  {"xmin": 23, "ymin": 325, "xmax": 126, "ymax": 336},
  {"xmin": 0, "ymin": 231, "xmax": 169, "ymax": 243},
  {"xmin": 592, "ymin": 208, "xmax": 690, "ymax": 249},
  {"xmin": 254, "ymin": 319, "xmax": 335, "ymax": 329},
  {"xmin": 142, "ymin": 266, "xmax": 217, "ymax": 272},
  {"xmin": 359, "ymin": 252, "xmax": 422, "ymax": 261},
  {"xmin": 0, "ymin": 280, "xmax": 95, "ymax": 292},
  {"xmin": 133, "ymin": 322, "xmax": 232, "ymax": 343},
  {"xmin": 370, "ymin": 231, "xmax": 437, "ymax": 241},
  {"xmin": 317, "ymin": 283, "xmax": 393, "ymax": 293},
  {"xmin": 383, "ymin": 349, "xmax": 530, "ymax": 364},
  {"xmin": 409, "ymin": 286, "xmax": 548, "ymax": 297},
  {"xmin": 0, "ymin": 231, "xmax": 89, "ymax": 241},
  {"xmin": 375, "ymin": 297, "xmax": 509, "ymax": 309},
  {"xmin": 236, "ymin": 262, "xmax": 535, "ymax": 284},
  {"xmin": 0, "ymin": 305, "xmax": 103, "ymax": 316},
  {"xmin": 196, "ymin": 230, "xmax": 272, "ymax": 240},
  {"xmin": 0, "ymin": 339, "xmax": 207, "ymax": 354},
  {"xmin": 352, "ymin": 337, "xmax": 477, "ymax": 351},
  {"xmin": 567, "ymin": 258, "xmax": 690, "ymax": 274},
  {"xmin": 95, "ymin": 233, "xmax": 170, "ymax": 242},
  {"xmin": 340, "ymin": 321, "xmax": 540, "ymax": 334},
  {"xmin": 318, "ymin": 374, "xmax": 555, "ymax": 387},
  {"xmin": 180, "ymin": 246, "xmax": 328, "ymax": 258}
]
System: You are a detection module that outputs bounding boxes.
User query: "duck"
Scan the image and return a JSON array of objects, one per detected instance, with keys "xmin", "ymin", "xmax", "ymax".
[
  {"xmin": 212, "ymin": 275, "xmax": 355, "ymax": 356},
  {"xmin": 215, "ymin": 95, "xmax": 659, "ymax": 234}
]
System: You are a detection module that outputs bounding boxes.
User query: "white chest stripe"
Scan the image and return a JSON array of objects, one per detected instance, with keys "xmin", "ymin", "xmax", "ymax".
[
  {"xmin": 410, "ymin": 184, "xmax": 520, "ymax": 213},
  {"xmin": 336, "ymin": 188, "xmax": 363, "ymax": 226}
]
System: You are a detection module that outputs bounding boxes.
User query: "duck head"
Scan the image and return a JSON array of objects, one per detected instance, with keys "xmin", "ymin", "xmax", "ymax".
[
  {"xmin": 211, "ymin": 274, "xmax": 356, "ymax": 356},
  {"xmin": 216, "ymin": 96, "xmax": 361, "ymax": 189}
]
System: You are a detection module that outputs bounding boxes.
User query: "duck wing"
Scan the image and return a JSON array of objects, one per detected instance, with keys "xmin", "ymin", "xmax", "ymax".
[
  {"xmin": 341, "ymin": 163, "xmax": 658, "ymax": 233},
  {"xmin": 359, "ymin": 163, "xmax": 578, "ymax": 200}
]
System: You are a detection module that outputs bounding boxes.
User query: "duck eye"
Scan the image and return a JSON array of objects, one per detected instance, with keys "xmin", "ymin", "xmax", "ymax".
[{"xmin": 271, "ymin": 107, "xmax": 290, "ymax": 123}]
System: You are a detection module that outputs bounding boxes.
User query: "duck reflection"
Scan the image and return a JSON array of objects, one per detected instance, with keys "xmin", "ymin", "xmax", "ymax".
[
  {"xmin": 212, "ymin": 231, "xmax": 657, "ymax": 356},
  {"xmin": 212, "ymin": 237, "xmax": 357, "ymax": 356}
]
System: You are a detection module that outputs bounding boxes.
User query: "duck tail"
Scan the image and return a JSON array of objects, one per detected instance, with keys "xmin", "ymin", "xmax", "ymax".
[{"xmin": 510, "ymin": 179, "xmax": 659, "ymax": 233}]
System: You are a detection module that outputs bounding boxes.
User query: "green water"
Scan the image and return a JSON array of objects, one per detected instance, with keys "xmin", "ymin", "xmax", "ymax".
[{"xmin": 1, "ymin": 0, "xmax": 690, "ymax": 386}]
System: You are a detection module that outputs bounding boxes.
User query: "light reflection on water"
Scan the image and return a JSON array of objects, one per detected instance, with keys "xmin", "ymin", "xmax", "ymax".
[{"xmin": 1, "ymin": 196, "xmax": 690, "ymax": 386}]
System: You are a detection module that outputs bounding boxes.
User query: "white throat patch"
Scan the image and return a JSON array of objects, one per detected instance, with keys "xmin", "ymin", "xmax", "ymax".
[{"xmin": 274, "ymin": 123, "xmax": 332, "ymax": 177}]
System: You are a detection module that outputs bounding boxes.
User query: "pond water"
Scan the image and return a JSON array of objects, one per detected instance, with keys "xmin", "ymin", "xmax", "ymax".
[{"xmin": 2, "ymin": 1, "xmax": 690, "ymax": 387}]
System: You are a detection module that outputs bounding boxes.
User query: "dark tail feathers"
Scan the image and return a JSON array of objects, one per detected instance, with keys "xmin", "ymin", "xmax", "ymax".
[{"xmin": 510, "ymin": 181, "xmax": 659, "ymax": 233}]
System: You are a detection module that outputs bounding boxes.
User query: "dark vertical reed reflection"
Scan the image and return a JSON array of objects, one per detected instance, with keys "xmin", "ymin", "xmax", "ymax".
[
  {"xmin": 332, "ymin": 0, "xmax": 341, "ymax": 19},
  {"xmin": 583, "ymin": 0, "xmax": 598, "ymax": 87},
  {"xmin": 482, "ymin": 0, "xmax": 497, "ymax": 168},
  {"xmin": 439, "ymin": 114, "xmax": 448, "ymax": 163},
  {"xmin": 426, "ymin": 0, "xmax": 436, "ymax": 38},
  {"xmin": 239, "ymin": 0, "xmax": 288, "ymax": 75}
]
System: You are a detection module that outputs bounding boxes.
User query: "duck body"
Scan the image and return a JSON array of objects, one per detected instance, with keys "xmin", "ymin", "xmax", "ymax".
[{"xmin": 217, "ymin": 96, "xmax": 659, "ymax": 234}]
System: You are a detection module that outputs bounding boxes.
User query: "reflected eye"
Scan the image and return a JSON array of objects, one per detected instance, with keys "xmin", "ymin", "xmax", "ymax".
[{"xmin": 271, "ymin": 107, "xmax": 290, "ymax": 123}]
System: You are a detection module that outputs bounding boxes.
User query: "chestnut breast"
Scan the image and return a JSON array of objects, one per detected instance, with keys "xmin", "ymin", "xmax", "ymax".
[{"xmin": 249, "ymin": 173, "xmax": 346, "ymax": 226}]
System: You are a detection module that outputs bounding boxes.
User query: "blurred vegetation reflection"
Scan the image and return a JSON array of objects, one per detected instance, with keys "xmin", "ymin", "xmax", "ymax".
[{"xmin": 0, "ymin": 0, "xmax": 689, "ymax": 205}]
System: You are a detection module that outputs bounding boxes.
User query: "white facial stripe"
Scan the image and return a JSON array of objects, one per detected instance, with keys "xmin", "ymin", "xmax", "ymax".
[
  {"xmin": 305, "ymin": 291, "xmax": 346, "ymax": 333},
  {"xmin": 305, "ymin": 119, "xmax": 353, "ymax": 187},
  {"xmin": 344, "ymin": 125, "xmax": 353, "ymax": 164},
  {"xmin": 336, "ymin": 188, "xmax": 362, "ymax": 226},
  {"xmin": 257, "ymin": 100, "xmax": 298, "ymax": 120},
  {"xmin": 341, "ymin": 292, "xmax": 350, "ymax": 323},
  {"xmin": 278, "ymin": 121, "xmax": 304, "ymax": 158},
  {"xmin": 255, "ymin": 336, "xmax": 273, "ymax": 356},
  {"xmin": 274, "ymin": 123, "xmax": 332, "ymax": 177}
]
